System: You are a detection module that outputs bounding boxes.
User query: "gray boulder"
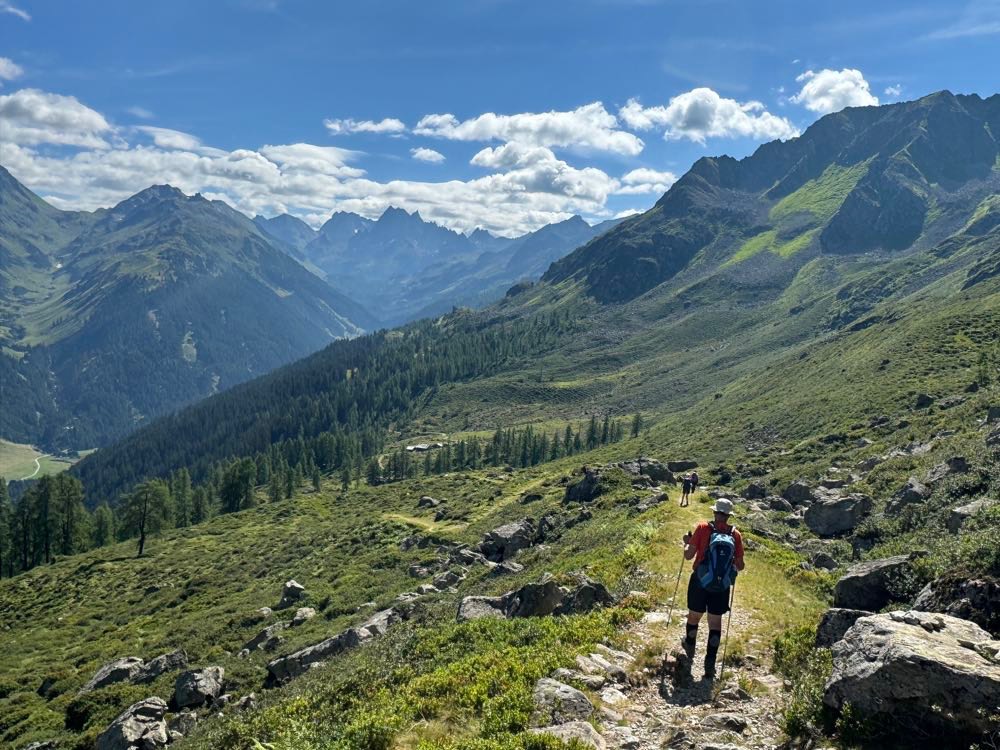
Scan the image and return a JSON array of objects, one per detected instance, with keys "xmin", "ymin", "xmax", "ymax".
[
  {"xmin": 267, "ymin": 608, "xmax": 401, "ymax": 683},
  {"xmin": 744, "ymin": 481, "xmax": 767, "ymax": 499},
  {"xmin": 816, "ymin": 608, "xmax": 870, "ymax": 647},
  {"xmin": 833, "ymin": 553, "xmax": 920, "ymax": 611},
  {"xmin": 614, "ymin": 457, "xmax": 675, "ymax": 484},
  {"xmin": 948, "ymin": 499, "xmax": 994, "ymax": 534},
  {"xmin": 529, "ymin": 721, "xmax": 605, "ymax": 749},
  {"xmin": 417, "ymin": 495, "xmax": 440, "ymax": 508},
  {"xmin": 173, "ymin": 667, "xmax": 224, "ymax": 709},
  {"xmin": 564, "ymin": 467, "xmax": 603, "ymax": 502},
  {"xmin": 277, "ymin": 579, "xmax": 306, "ymax": 609},
  {"xmin": 782, "ymin": 480, "xmax": 815, "ymax": 505},
  {"xmin": 135, "ymin": 650, "xmax": 187, "ymax": 684},
  {"xmin": 885, "ymin": 477, "xmax": 930, "ymax": 513},
  {"xmin": 291, "ymin": 607, "xmax": 316, "ymax": 626},
  {"xmin": 488, "ymin": 560, "xmax": 524, "ymax": 576},
  {"xmin": 555, "ymin": 578, "xmax": 615, "ymax": 615},
  {"xmin": 244, "ymin": 622, "xmax": 287, "ymax": 652},
  {"xmin": 531, "ymin": 677, "xmax": 594, "ymax": 724},
  {"xmin": 457, "ymin": 596, "xmax": 508, "ymax": 622},
  {"xmin": 767, "ymin": 496, "xmax": 793, "ymax": 512},
  {"xmin": 505, "ymin": 580, "xmax": 567, "ymax": 618},
  {"xmin": 925, "ymin": 456, "xmax": 969, "ymax": 484},
  {"xmin": 80, "ymin": 657, "xmax": 145, "ymax": 694},
  {"xmin": 478, "ymin": 518, "xmax": 536, "ymax": 561},
  {"xmin": 914, "ymin": 392, "xmax": 934, "ymax": 408},
  {"xmin": 987, "ymin": 405, "xmax": 1000, "ymax": 423},
  {"xmin": 811, "ymin": 552, "xmax": 838, "ymax": 571},
  {"xmin": 666, "ymin": 460, "xmax": 698, "ymax": 472},
  {"xmin": 804, "ymin": 493, "xmax": 872, "ymax": 536},
  {"xmin": 96, "ymin": 697, "xmax": 169, "ymax": 750},
  {"xmin": 988, "ymin": 425, "xmax": 1000, "ymax": 450},
  {"xmin": 456, "ymin": 576, "xmax": 614, "ymax": 622},
  {"xmin": 913, "ymin": 576, "xmax": 1000, "ymax": 636},
  {"xmin": 824, "ymin": 611, "xmax": 1000, "ymax": 738}
]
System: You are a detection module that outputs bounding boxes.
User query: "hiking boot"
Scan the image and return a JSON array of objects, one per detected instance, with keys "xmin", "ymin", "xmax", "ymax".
[{"xmin": 703, "ymin": 658, "xmax": 716, "ymax": 680}]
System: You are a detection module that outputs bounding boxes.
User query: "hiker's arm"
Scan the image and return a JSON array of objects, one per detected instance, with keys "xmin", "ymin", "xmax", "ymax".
[
  {"xmin": 734, "ymin": 531, "xmax": 745, "ymax": 571},
  {"xmin": 682, "ymin": 528, "xmax": 698, "ymax": 560}
]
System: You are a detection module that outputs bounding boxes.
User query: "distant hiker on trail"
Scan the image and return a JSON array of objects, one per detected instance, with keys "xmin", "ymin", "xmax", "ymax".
[
  {"xmin": 690, "ymin": 470, "xmax": 700, "ymax": 494},
  {"xmin": 681, "ymin": 498, "xmax": 744, "ymax": 679},
  {"xmin": 680, "ymin": 473, "xmax": 692, "ymax": 506}
]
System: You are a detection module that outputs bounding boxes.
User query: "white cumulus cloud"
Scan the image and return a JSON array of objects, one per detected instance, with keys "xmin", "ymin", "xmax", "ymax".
[
  {"xmin": 619, "ymin": 88, "xmax": 798, "ymax": 144},
  {"xmin": 0, "ymin": 88, "xmax": 111, "ymax": 149},
  {"xmin": 0, "ymin": 56, "xmax": 24, "ymax": 81},
  {"xmin": 791, "ymin": 68, "xmax": 879, "ymax": 114},
  {"xmin": 415, "ymin": 102, "xmax": 644, "ymax": 156},
  {"xmin": 615, "ymin": 167, "xmax": 678, "ymax": 195},
  {"xmin": 323, "ymin": 117, "xmax": 406, "ymax": 135},
  {"xmin": 410, "ymin": 146, "xmax": 445, "ymax": 163}
]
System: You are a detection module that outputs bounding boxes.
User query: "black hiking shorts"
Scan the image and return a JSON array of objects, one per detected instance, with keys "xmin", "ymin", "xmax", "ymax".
[{"xmin": 686, "ymin": 571, "xmax": 730, "ymax": 615}]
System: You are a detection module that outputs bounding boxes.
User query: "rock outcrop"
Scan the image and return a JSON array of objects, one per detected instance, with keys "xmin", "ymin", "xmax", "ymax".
[
  {"xmin": 277, "ymin": 580, "xmax": 306, "ymax": 609},
  {"xmin": 529, "ymin": 721, "xmax": 605, "ymax": 749},
  {"xmin": 885, "ymin": 477, "xmax": 930, "ymax": 513},
  {"xmin": 833, "ymin": 553, "xmax": 921, "ymax": 611},
  {"xmin": 457, "ymin": 575, "xmax": 614, "ymax": 622},
  {"xmin": 815, "ymin": 608, "xmax": 869, "ymax": 648},
  {"xmin": 96, "ymin": 697, "xmax": 169, "ymax": 750},
  {"xmin": 947, "ymin": 499, "xmax": 993, "ymax": 534},
  {"xmin": 925, "ymin": 456, "xmax": 969, "ymax": 484},
  {"xmin": 80, "ymin": 657, "xmax": 146, "ymax": 694},
  {"xmin": 913, "ymin": 575, "xmax": 1000, "ymax": 637},
  {"xmin": 173, "ymin": 667, "xmax": 224, "ymax": 709},
  {"xmin": 804, "ymin": 493, "xmax": 872, "ymax": 536},
  {"xmin": 531, "ymin": 677, "xmax": 594, "ymax": 723},
  {"xmin": 824, "ymin": 611, "xmax": 1000, "ymax": 739},
  {"xmin": 477, "ymin": 518, "xmax": 537, "ymax": 561},
  {"xmin": 781, "ymin": 481, "xmax": 815, "ymax": 505},
  {"xmin": 267, "ymin": 607, "xmax": 402, "ymax": 684}
]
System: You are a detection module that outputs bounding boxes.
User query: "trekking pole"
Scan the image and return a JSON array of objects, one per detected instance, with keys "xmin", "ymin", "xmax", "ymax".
[
  {"xmin": 664, "ymin": 536, "xmax": 687, "ymax": 629},
  {"xmin": 719, "ymin": 578, "xmax": 737, "ymax": 684}
]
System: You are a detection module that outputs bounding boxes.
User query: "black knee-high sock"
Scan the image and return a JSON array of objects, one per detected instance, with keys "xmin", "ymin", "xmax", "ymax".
[
  {"xmin": 705, "ymin": 629, "xmax": 722, "ymax": 663},
  {"xmin": 685, "ymin": 623, "xmax": 699, "ymax": 645}
]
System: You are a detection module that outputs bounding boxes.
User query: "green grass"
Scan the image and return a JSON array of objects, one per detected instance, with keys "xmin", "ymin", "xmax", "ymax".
[{"xmin": 769, "ymin": 162, "xmax": 870, "ymax": 224}]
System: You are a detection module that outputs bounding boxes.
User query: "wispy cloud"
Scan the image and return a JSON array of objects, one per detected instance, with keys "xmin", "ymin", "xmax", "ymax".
[
  {"xmin": 324, "ymin": 117, "xmax": 407, "ymax": 136},
  {"xmin": 0, "ymin": 1, "xmax": 30, "ymax": 21},
  {"xmin": 0, "ymin": 56, "xmax": 23, "ymax": 81},
  {"xmin": 127, "ymin": 106, "xmax": 155, "ymax": 119},
  {"xmin": 923, "ymin": 0, "xmax": 1000, "ymax": 39}
]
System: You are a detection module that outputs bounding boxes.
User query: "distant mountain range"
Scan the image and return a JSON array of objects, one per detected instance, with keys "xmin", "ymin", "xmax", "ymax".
[
  {"xmin": 255, "ymin": 207, "xmax": 621, "ymax": 325},
  {"xmin": 0, "ymin": 170, "xmax": 377, "ymax": 450}
]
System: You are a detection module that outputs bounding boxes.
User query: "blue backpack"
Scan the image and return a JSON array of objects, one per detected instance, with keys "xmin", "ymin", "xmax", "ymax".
[{"xmin": 697, "ymin": 522, "xmax": 737, "ymax": 592}]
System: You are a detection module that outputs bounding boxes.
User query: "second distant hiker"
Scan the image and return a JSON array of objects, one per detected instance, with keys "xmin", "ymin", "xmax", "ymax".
[
  {"xmin": 681, "ymin": 497, "xmax": 743, "ymax": 679},
  {"xmin": 680, "ymin": 473, "xmax": 693, "ymax": 506}
]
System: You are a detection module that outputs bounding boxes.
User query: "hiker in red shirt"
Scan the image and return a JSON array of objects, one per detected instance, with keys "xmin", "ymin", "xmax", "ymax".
[{"xmin": 681, "ymin": 498, "xmax": 744, "ymax": 678}]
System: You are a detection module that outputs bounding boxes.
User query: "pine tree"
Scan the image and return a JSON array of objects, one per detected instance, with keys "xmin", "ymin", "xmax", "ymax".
[
  {"xmin": 121, "ymin": 480, "xmax": 171, "ymax": 557},
  {"xmin": 284, "ymin": 466, "xmax": 294, "ymax": 500},
  {"xmin": 341, "ymin": 464, "xmax": 352, "ymax": 491},
  {"xmin": 311, "ymin": 466, "xmax": 322, "ymax": 492},
  {"xmin": 586, "ymin": 415, "xmax": 599, "ymax": 449},
  {"xmin": 171, "ymin": 468, "xmax": 192, "ymax": 528},
  {"xmin": 0, "ymin": 478, "xmax": 11, "ymax": 578},
  {"xmin": 54, "ymin": 474, "xmax": 86, "ymax": 556},
  {"xmin": 631, "ymin": 412, "xmax": 643, "ymax": 438},
  {"xmin": 601, "ymin": 414, "xmax": 610, "ymax": 445},
  {"xmin": 93, "ymin": 503, "xmax": 115, "ymax": 547},
  {"xmin": 269, "ymin": 472, "xmax": 283, "ymax": 503}
]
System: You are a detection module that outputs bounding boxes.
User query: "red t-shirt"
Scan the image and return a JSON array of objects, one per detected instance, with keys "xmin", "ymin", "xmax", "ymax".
[{"xmin": 689, "ymin": 520, "xmax": 743, "ymax": 570}]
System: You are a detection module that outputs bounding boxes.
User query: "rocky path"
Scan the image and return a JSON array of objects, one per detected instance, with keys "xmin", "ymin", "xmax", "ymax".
[{"xmin": 581, "ymin": 593, "xmax": 789, "ymax": 750}]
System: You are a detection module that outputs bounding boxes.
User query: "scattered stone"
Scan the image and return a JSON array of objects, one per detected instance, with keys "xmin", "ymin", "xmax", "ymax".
[
  {"xmin": 532, "ymin": 678, "xmax": 594, "ymax": 723},
  {"xmin": 886, "ymin": 477, "xmax": 931, "ymax": 514},
  {"xmin": 235, "ymin": 693, "xmax": 256, "ymax": 712},
  {"xmin": 987, "ymin": 405, "xmax": 1000, "ymax": 423},
  {"xmin": 833, "ymin": 553, "xmax": 922, "ymax": 611},
  {"xmin": 135, "ymin": 650, "xmax": 187, "ymax": 684},
  {"xmin": 520, "ymin": 492, "xmax": 543, "ymax": 504},
  {"xmin": 599, "ymin": 686, "xmax": 628, "ymax": 705},
  {"xmin": 174, "ymin": 666, "xmax": 224, "ymax": 709},
  {"xmin": 824, "ymin": 611, "xmax": 1000, "ymax": 739},
  {"xmin": 913, "ymin": 575, "xmax": 1000, "ymax": 636},
  {"xmin": 667, "ymin": 460, "xmax": 698, "ymax": 472},
  {"xmin": 781, "ymin": 480, "xmax": 815, "ymax": 505},
  {"xmin": 767, "ymin": 496, "xmax": 793, "ymax": 512},
  {"xmin": 291, "ymin": 607, "xmax": 316, "ymax": 626},
  {"xmin": 433, "ymin": 569, "xmax": 466, "ymax": 589},
  {"xmin": 914, "ymin": 393, "xmax": 934, "ymax": 409},
  {"xmin": 552, "ymin": 667, "xmax": 605, "ymax": 690},
  {"xmin": 588, "ymin": 653, "xmax": 629, "ymax": 684},
  {"xmin": 277, "ymin": 580, "xmax": 306, "ymax": 610},
  {"xmin": 456, "ymin": 596, "xmax": 507, "ymax": 622},
  {"xmin": 456, "ymin": 575, "xmax": 614, "ymax": 622},
  {"xmin": 804, "ymin": 493, "xmax": 872, "ymax": 536},
  {"xmin": 417, "ymin": 584, "xmax": 438, "ymax": 595},
  {"xmin": 718, "ymin": 685, "xmax": 751, "ymax": 701},
  {"xmin": 925, "ymin": 456, "xmax": 970, "ymax": 485},
  {"xmin": 936, "ymin": 395, "xmax": 966, "ymax": 410},
  {"xmin": 988, "ymin": 425, "xmax": 1000, "ymax": 450},
  {"xmin": 744, "ymin": 481, "xmax": 767, "ymax": 500},
  {"xmin": 244, "ymin": 622, "xmax": 287, "ymax": 652},
  {"xmin": 819, "ymin": 477, "xmax": 848, "ymax": 489},
  {"xmin": 812, "ymin": 552, "xmax": 838, "ymax": 571},
  {"xmin": 816, "ymin": 608, "xmax": 870, "ymax": 648},
  {"xmin": 603, "ymin": 725, "xmax": 640, "ymax": 749},
  {"xmin": 23, "ymin": 742, "xmax": 58, "ymax": 750},
  {"xmin": 417, "ymin": 495, "xmax": 440, "ymax": 508},
  {"xmin": 488, "ymin": 560, "xmax": 524, "ymax": 576},
  {"xmin": 615, "ymin": 457, "xmax": 676, "ymax": 484},
  {"xmin": 267, "ymin": 607, "xmax": 402, "ymax": 683},
  {"xmin": 167, "ymin": 711, "xmax": 198, "ymax": 738},
  {"xmin": 701, "ymin": 713, "xmax": 748, "ymax": 732},
  {"xmin": 96, "ymin": 698, "xmax": 169, "ymax": 750},
  {"xmin": 530, "ymin": 721, "xmax": 606, "ymax": 749},
  {"xmin": 477, "ymin": 518, "xmax": 537, "ymax": 561},
  {"xmin": 80, "ymin": 657, "xmax": 146, "ymax": 694},
  {"xmin": 947, "ymin": 499, "xmax": 994, "ymax": 534},
  {"xmin": 564, "ymin": 467, "xmax": 603, "ymax": 502},
  {"xmin": 855, "ymin": 455, "xmax": 883, "ymax": 472},
  {"xmin": 244, "ymin": 607, "xmax": 273, "ymax": 626}
]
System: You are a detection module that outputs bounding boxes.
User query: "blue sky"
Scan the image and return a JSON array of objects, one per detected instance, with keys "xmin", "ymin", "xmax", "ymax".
[{"xmin": 1, "ymin": 0, "xmax": 998, "ymax": 235}]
